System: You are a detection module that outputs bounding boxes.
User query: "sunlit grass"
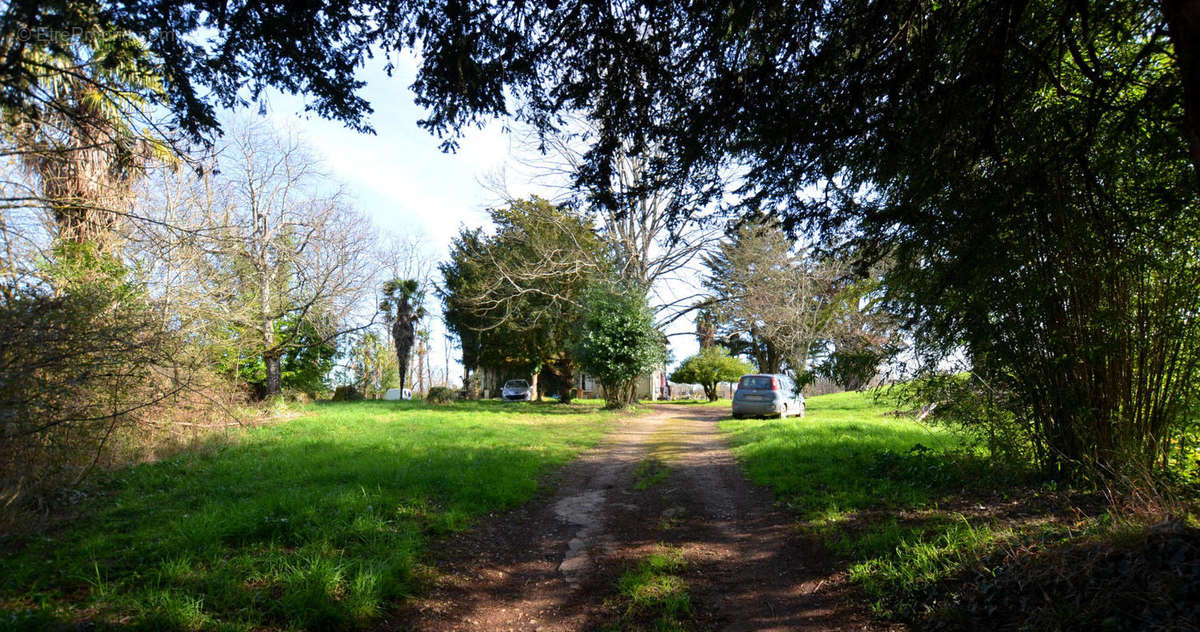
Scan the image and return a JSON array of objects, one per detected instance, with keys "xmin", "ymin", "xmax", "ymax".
[
  {"xmin": 719, "ymin": 390, "xmax": 1021, "ymax": 621},
  {"xmin": 720, "ymin": 390, "xmax": 969, "ymax": 516},
  {"xmin": 0, "ymin": 399, "xmax": 620, "ymax": 630}
]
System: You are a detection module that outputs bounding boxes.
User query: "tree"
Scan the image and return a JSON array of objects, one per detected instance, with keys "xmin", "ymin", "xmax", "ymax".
[
  {"xmin": 379, "ymin": 279, "xmax": 422, "ymax": 396},
  {"xmin": 816, "ymin": 261, "xmax": 899, "ymax": 390},
  {"xmin": 670, "ymin": 346, "xmax": 753, "ymax": 402},
  {"xmin": 703, "ymin": 217, "xmax": 793, "ymax": 373},
  {"xmin": 703, "ymin": 217, "xmax": 851, "ymax": 376},
  {"xmin": 6, "ymin": 3, "xmax": 1195, "ymax": 190},
  {"xmin": 156, "ymin": 122, "xmax": 379, "ymax": 397},
  {"xmin": 1, "ymin": 9, "xmax": 182, "ymax": 257},
  {"xmin": 216, "ymin": 312, "xmax": 338, "ymax": 396},
  {"xmin": 439, "ymin": 227, "xmax": 488, "ymax": 389},
  {"xmin": 345, "ymin": 330, "xmax": 399, "ymax": 399},
  {"xmin": 694, "ymin": 306, "xmax": 717, "ymax": 350},
  {"xmin": 574, "ymin": 286, "xmax": 666, "ymax": 409},
  {"xmin": 439, "ymin": 198, "xmax": 603, "ymax": 400},
  {"xmin": 1, "ymin": 22, "xmax": 175, "ymax": 249},
  {"xmin": 492, "ymin": 118, "xmax": 721, "ymax": 326},
  {"xmin": 703, "ymin": 216, "xmax": 896, "ymax": 389}
]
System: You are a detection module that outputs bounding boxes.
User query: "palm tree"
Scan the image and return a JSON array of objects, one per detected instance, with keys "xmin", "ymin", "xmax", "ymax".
[
  {"xmin": 2, "ymin": 25, "xmax": 175, "ymax": 248},
  {"xmin": 379, "ymin": 279, "xmax": 424, "ymax": 394}
]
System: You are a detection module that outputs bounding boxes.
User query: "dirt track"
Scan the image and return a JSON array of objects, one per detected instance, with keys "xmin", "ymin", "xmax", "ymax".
[{"xmin": 388, "ymin": 404, "xmax": 892, "ymax": 631}]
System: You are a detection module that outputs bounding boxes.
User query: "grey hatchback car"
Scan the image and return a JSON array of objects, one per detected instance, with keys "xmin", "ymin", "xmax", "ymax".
[{"xmin": 731, "ymin": 374, "xmax": 805, "ymax": 419}]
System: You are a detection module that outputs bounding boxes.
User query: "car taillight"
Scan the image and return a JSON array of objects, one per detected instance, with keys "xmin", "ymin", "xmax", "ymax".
[{"xmin": 770, "ymin": 377, "xmax": 779, "ymax": 390}]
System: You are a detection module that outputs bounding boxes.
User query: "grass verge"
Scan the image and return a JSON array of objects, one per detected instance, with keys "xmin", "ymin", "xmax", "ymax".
[
  {"xmin": 0, "ymin": 399, "xmax": 621, "ymax": 631},
  {"xmin": 605, "ymin": 546, "xmax": 692, "ymax": 632}
]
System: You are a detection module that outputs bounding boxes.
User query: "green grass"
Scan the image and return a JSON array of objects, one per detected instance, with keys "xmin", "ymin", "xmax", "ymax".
[
  {"xmin": 719, "ymin": 390, "xmax": 1019, "ymax": 621},
  {"xmin": 632, "ymin": 458, "xmax": 670, "ymax": 491},
  {"xmin": 721, "ymin": 390, "xmax": 972, "ymax": 517},
  {"xmin": 0, "ymin": 399, "xmax": 620, "ymax": 631},
  {"xmin": 607, "ymin": 547, "xmax": 692, "ymax": 632}
]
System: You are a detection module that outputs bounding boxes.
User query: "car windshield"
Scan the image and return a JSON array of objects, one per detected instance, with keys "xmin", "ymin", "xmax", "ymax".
[
  {"xmin": 738, "ymin": 376, "xmax": 774, "ymax": 390},
  {"xmin": 503, "ymin": 380, "xmax": 529, "ymax": 389}
]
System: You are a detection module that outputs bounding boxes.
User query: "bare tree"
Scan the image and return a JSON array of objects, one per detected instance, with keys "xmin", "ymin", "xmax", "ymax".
[
  {"xmin": 703, "ymin": 217, "xmax": 852, "ymax": 376},
  {"xmin": 132, "ymin": 121, "xmax": 380, "ymax": 397}
]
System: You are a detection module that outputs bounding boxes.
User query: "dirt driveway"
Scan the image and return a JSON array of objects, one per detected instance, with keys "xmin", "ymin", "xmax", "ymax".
[{"xmin": 388, "ymin": 404, "xmax": 892, "ymax": 631}]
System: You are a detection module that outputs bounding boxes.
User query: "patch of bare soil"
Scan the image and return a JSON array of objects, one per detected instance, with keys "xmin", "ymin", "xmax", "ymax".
[{"xmin": 386, "ymin": 405, "xmax": 896, "ymax": 631}]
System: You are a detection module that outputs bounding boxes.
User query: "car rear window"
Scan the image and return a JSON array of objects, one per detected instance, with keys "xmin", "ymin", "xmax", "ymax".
[{"xmin": 738, "ymin": 376, "xmax": 774, "ymax": 389}]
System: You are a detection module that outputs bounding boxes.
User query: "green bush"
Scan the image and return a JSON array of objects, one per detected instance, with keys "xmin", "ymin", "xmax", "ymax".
[
  {"xmin": 426, "ymin": 386, "xmax": 455, "ymax": 404},
  {"xmin": 574, "ymin": 286, "xmax": 666, "ymax": 409},
  {"xmin": 330, "ymin": 385, "xmax": 363, "ymax": 401}
]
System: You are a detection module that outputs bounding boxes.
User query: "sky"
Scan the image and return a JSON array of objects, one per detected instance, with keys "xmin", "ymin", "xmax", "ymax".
[{"xmin": 257, "ymin": 52, "xmax": 702, "ymax": 385}]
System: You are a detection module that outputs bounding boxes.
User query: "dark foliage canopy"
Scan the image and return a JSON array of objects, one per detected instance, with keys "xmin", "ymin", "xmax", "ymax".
[{"xmin": 7, "ymin": 2, "xmax": 1195, "ymax": 186}]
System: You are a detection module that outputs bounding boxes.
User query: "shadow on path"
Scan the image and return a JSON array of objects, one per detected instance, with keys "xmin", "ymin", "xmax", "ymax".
[{"xmin": 387, "ymin": 405, "xmax": 895, "ymax": 631}]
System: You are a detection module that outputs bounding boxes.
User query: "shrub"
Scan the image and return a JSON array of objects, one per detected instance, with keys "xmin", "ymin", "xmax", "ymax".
[
  {"xmin": 426, "ymin": 386, "xmax": 455, "ymax": 404},
  {"xmin": 330, "ymin": 385, "xmax": 363, "ymax": 402},
  {"xmin": 0, "ymin": 244, "xmax": 183, "ymax": 514},
  {"xmin": 574, "ymin": 286, "xmax": 666, "ymax": 409}
]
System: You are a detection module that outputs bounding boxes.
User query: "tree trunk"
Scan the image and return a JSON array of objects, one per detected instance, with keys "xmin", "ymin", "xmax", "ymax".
[
  {"xmin": 392, "ymin": 306, "xmax": 414, "ymax": 393},
  {"xmin": 260, "ymin": 268, "xmax": 280, "ymax": 396},
  {"xmin": 264, "ymin": 352, "xmax": 282, "ymax": 396},
  {"xmin": 417, "ymin": 342, "xmax": 426, "ymax": 393},
  {"xmin": 555, "ymin": 357, "xmax": 575, "ymax": 403},
  {"xmin": 602, "ymin": 381, "xmax": 622, "ymax": 409},
  {"xmin": 1164, "ymin": 0, "xmax": 1200, "ymax": 180},
  {"xmin": 704, "ymin": 382, "xmax": 717, "ymax": 402},
  {"xmin": 531, "ymin": 371, "xmax": 540, "ymax": 401}
]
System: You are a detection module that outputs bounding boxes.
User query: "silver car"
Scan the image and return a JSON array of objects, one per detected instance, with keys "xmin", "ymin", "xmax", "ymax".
[
  {"xmin": 731, "ymin": 374, "xmax": 805, "ymax": 419},
  {"xmin": 500, "ymin": 379, "xmax": 532, "ymax": 401}
]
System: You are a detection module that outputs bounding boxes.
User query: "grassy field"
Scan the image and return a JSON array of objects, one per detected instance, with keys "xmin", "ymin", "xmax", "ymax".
[
  {"xmin": 721, "ymin": 390, "xmax": 974, "ymax": 518},
  {"xmin": 0, "ymin": 400, "xmax": 621, "ymax": 631},
  {"xmin": 720, "ymin": 391, "xmax": 1025, "ymax": 621},
  {"xmin": 723, "ymin": 391, "xmax": 1200, "ymax": 628}
]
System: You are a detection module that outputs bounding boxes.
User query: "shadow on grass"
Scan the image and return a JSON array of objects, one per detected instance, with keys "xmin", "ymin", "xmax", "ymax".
[
  {"xmin": 0, "ymin": 402, "xmax": 614, "ymax": 631},
  {"xmin": 715, "ymin": 391, "xmax": 1047, "ymax": 623}
]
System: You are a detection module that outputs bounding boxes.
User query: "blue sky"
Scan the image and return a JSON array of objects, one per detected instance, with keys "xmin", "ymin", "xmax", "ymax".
[{"xmin": 258, "ymin": 51, "xmax": 700, "ymax": 384}]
